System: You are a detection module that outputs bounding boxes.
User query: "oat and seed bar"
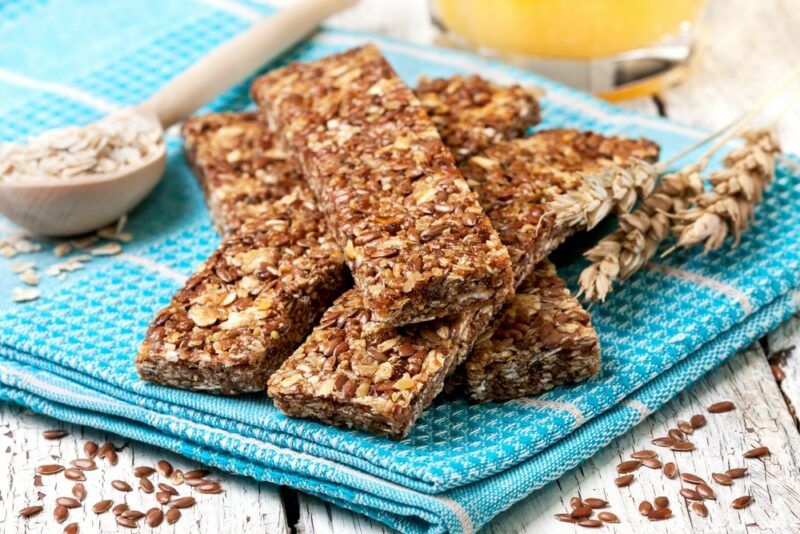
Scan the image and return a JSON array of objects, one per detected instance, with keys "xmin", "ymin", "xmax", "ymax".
[
  {"xmin": 140, "ymin": 74, "xmax": 543, "ymax": 395},
  {"xmin": 252, "ymin": 45, "xmax": 514, "ymax": 326},
  {"xmin": 416, "ymin": 75, "xmax": 540, "ymax": 163},
  {"xmin": 463, "ymin": 260, "xmax": 601, "ymax": 402},
  {"xmin": 135, "ymin": 187, "xmax": 347, "ymax": 394},
  {"xmin": 182, "ymin": 113, "xmax": 300, "ymax": 236},
  {"xmin": 268, "ymin": 289, "xmax": 497, "ymax": 438},
  {"xmin": 267, "ymin": 128, "xmax": 658, "ymax": 435}
]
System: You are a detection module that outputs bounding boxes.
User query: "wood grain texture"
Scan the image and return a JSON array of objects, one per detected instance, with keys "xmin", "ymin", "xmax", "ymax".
[
  {"xmin": 0, "ymin": 403, "xmax": 288, "ymax": 533},
  {"xmin": 767, "ymin": 313, "xmax": 800, "ymax": 429},
  {"xmin": 485, "ymin": 345, "xmax": 800, "ymax": 533}
]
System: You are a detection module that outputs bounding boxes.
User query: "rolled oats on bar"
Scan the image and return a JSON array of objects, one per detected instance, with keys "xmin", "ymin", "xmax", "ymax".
[
  {"xmin": 252, "ymin": 45, "xmax": 514, "ymax": 326},
  {"xmin": 464, "ymin": 260, "xmax": 601, "ymax": 402}
]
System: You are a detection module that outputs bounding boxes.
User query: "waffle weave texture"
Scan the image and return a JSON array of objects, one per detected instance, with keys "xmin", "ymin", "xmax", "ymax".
[{"xmin": 1, "ymin": 2, "xmax": 799, "ymax": 532}]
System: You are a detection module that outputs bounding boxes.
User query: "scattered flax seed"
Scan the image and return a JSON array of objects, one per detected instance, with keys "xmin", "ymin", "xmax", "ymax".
[
  {"xmin": 120, "ymin": 510, "xmax": 145, "ymax": 520},
  {"xmin": 597, "ymin": 511, "xmax": 619, "ymax": 523},
  {"xmin": 184, "ymin": 468, "xmax": 210, "ymax": 479},
  {"xmin": 157, "ymin": 459, "xmax": 173, "ymax": 477},
  {"xmin": 652, "ymin": 436, "xmax": 677, "ymax": 448},
  {"xmin": 614, "ymin": 474, "xmax": 635, "ymax": 487},
  {"xmin": 743, "ymin": 446, "xmax": 770, "ymax": 458},
  {"xmin": 115, "ymin": 516, "xmax": 138, "ymax": 529},
  {"xmin": 616, "ymin": 460, "xmax": 642, "ymax": 473},
  {"xmin": 70, "ymin": 458, "xmax": 96, "ymax": 470},
  {"xmin": 638, "ymin": 501, "xmax": 653, "ymax": 516},
  {"xmin": 691, "ymin": 501, "xmax": 709, "ymax": 518},
  {"xmin": 139, "ymin": 476, "xmax": 154, "ymax": 493},
  {"xmin": 111, "ymin": 480, "xmax": 133, "ymax": 492},
  {"xmin": 54, "ymin": 505, "xmax": 69, "ymax": 523},
  {"xmin": 697, "ymin": 484, "xmax": 716, "ymax": 500},
  {"xmin": 156, "ymin": 491, "xmax": 171, "ymax": 504},
  {"xmin": 170, "ymin": 469, "xmax": 185, "ymax": 485},
  {"xmin": 83, "ymin": 441, "xmax": 98, "ymax": 458},
  {"xmin": 772, "ymin": 364, "xmax": 786, "ymax": 382},
  {"xmin": 654, "ymin": 496, "xmax": 669, "ymax": 509},
  {"xmin": 641, "ymin": 457, "xmax": 662, "ymax": 469},
  {"xmin": 92, "ymin": 500, "xmax": 113, "ymax": 514},
  {"xmin": 55, "ymin": 497, "xmax": 80, "ymax": 509},
  {"xmin": 570, "ymin": 497, "xmax": 583, "ymax": 509},
  {"xmin": 112, "ymin": 503, "xmax": 128, "ymax": 516},
  {"xmin": 680, "ymin": 472, "xmax": 706, "ymax": 485},
  {"xmin": 169, "ymin": 496, "xmax": 196, "ymax": 509},
  {"xmin": 42, "ymin": 428, "xmax": 68, "ymax": 439},
  {"xmin": 663, "ymin": 462, "xmax": 677, "ymax": 479},
  {"xmin": 97, "ymin": 442, "xmax": 115, "ymax": 457},
  {"xmin": 726, "ymin": 467, "xmax": 748, "ymax": 478},
  {"xmin": 19, "ymin": 505, "xmax": 44, "ymax": 517},
  {"xmin": 583, "ymin": 498, "xmax": 608, "ymax": 509},
  {"xmin": 158, "ymin": 482, "xmax": 178, "ymax": 495},
  {"xmin": 630, "ymin": 450, "xmax": 657, "ymax": 459},
  {"xmin": 571, "ymin": 505, "xmax": 592, "ymax": 519},
  {"xmin": 648, "ymin": 508, "xmax": 672, "ymax": 521},
  {"xmin": 105, "ymin": 450, "xmax": 119, "ymax": 466},
  {"xmin": 71, "ymin": 483, "xmax": 86, "ymax": 501},
  {"xmin": 732, "ymin": 495, "xmax": 753, "ymax": 509},
  {"xmin": 12, "ymin": 287, "xmax": 40, "ymax": 302},
  {"xmin": 146, "ymin": 507, "xmax": 164, "ymax": 527},
  {"xmin": 578, "ymin": 519, "xmax": 603, "ymax": 528},
  {"xmin": 63, "ymin": 468, "xmax": 86, "ymax": 481},
  {"xmin": 197, "ymin": 481, "xmax": 223, "ymax": 494},
  {"xmin": 708, "ymin": 401, "xmax": 735, "ymax": 413},
  {"xmin": 166, "ymin": 507, "xmax": 181, "ymax": 524},
  {"xmin": 712, "ymin": 472, "xmax": 733, "ymax": 485},
  {"xmin": 670, "ymin": 441, "xmax": 695, "ymax": 452},
  {"xmin": 677, "ymin": 420, "xmax": 693, "ymax": 434},
  {"xmin": 667, "ymin": 428, "xmax": 685, "ymax": 441},
  {"xmin": 36, "ymin": 464, "xmax": 64, "ymax": 475},
  {"xmin": 554, "ymin": 513, "xmax": 575, "ymax": 523},
  {"xmin": 64, "ymin": 522, "xmax": 79, "ymax": 534},
  {"xmin": 133, "ymin": 465, "xmax": 156, "ymax": 477},
  {"xmin": 679, "ymin": 488, "xmax": 704, "ymax": 501},
  {"xmin": 690, "ymin": 414, "xmax": 707, "ymax": 428}
]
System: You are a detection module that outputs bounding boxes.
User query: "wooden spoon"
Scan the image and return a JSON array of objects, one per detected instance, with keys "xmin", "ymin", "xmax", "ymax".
[{"xmin": 0, "ymin": 0, "xmax": 356, "ymax": 236}]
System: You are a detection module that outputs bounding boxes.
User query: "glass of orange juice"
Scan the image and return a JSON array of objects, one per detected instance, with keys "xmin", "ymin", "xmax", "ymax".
[{"xmin": 431, "ymin": 0, "xmax": 708, "ymax": 100}]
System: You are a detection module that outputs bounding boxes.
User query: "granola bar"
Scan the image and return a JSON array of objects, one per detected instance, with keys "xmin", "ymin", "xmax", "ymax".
[
  {"xmin": 416, "ymin": 75, "xmax": 541, "ymax": 163},
  {"xmin": 252, "ymin": 45, "xmax": 514, "ymax": 326},
  {"xmin": 268, "ymin": 289, "xmax": 497, "ymax": 438},
  {"xmin": 182, "ymin": 112, "xmax": 300, "ymax": 236},
  {"xmin": 139, "ymin": 74, "xmax": 542, "ymax": 395},
  {"xmin": 268, "ymin": 128, "xmax": 658, "ymax": 435},
  {"xmin": 463, "ymin": 260, "xmax": 601, "ymax": 402},
  {"xmin": 136, "ymin": 188, "xmax": 347, "ymax": 394}
]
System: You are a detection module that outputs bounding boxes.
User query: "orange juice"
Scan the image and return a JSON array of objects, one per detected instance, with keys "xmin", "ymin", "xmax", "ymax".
[
  {"xmin": 434, "ymin": 0, "xmax": 704, "ymax": 59},
  {"xmin": 432, "ymin": 0, "xmax": 706, "ymax": 99}
]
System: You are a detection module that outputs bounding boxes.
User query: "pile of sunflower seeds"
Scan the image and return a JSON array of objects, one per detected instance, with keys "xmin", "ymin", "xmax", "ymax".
[{"xmin": 0, "ymin": 109, "xmax": 162, "ymax": 183}]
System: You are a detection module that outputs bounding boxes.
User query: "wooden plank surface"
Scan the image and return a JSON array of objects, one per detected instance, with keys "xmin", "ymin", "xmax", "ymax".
[
  {"xmin": 3, "ymin": 0, "xmax": 800, "ymax": 532},
  {"xmin": 0, "ymin": 403, "xmax": 288, "ymax": 533}
]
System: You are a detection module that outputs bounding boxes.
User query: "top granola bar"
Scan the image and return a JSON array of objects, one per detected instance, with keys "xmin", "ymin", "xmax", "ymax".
[{"xmin": 252, "ymin": 45, "xmax": 514, "ymax": 327}]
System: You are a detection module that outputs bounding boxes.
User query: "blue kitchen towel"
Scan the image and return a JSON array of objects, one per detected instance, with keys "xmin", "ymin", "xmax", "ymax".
[{"xmin": 1, "ymin": 1, "xmax": 799, "ymax": 533}]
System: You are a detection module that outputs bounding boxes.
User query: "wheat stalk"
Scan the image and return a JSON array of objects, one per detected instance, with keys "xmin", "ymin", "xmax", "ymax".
[{"xmin": 667, "ymin": 129, "xmax": 780, "ymax": 253}]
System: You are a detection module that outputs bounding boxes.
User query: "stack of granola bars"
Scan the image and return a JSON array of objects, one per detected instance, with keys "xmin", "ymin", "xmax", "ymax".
[{"xmin": 136, "ymin": 45, "xmax": 658, "ymax": 439}]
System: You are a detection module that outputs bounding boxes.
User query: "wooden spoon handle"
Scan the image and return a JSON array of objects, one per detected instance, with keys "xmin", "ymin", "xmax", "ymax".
[{"xmin": 140, "ymin": 0, "xmax": 357, "ymax": 128}]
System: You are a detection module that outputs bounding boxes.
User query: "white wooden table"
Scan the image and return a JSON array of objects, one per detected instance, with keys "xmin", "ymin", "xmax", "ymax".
[{"xmin": 3, "ymin": 0, "xmax": 800, "ymax": 532}]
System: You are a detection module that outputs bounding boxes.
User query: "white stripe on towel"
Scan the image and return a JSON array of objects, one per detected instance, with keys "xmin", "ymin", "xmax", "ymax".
[
  {"xmin": 0, "ymin": 68, "xmax": 118, "ymax": 113},
  {"xmin": 512, "ymin": 398, "xmax": 585, "ymax": 426},
  {"xmin": 646, "ymin": 263, "xmax": 753, "ymax": 314}
]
